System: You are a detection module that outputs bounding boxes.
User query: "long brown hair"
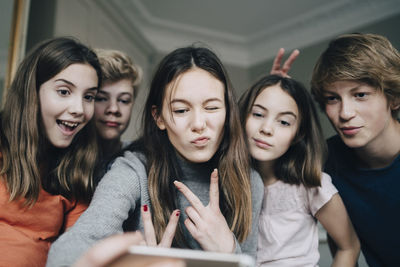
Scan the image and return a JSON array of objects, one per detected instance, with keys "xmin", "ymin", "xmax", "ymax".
[
  {"xmin": 239, "ymin": 75, "xmax": 326, "ymax": 187},
  {"xmin": 0, "ymin": 37, "xmax": 102, "ymax": 205},
  {"xmin": 136, "ymin": 45, "xmax": 252, "ymax": 245}
]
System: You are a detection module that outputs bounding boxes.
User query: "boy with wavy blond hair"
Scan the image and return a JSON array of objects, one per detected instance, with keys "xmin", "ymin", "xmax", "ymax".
[{"xmin": 311, "ymin": 33, "xmax": 400, "ymax": 267}]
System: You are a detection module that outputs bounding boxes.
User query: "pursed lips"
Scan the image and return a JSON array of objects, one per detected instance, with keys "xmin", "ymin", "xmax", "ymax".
[
  {"xmin": 191, "ymin": 136, "xmax": 210, "ymax": 146},
  {"xmin": 253, "ymin": 138, "xmax": 273, "ymax": 148},
  {"xmin": 339, "ymin": 126, "xmax": 362, "ymax": 135}
]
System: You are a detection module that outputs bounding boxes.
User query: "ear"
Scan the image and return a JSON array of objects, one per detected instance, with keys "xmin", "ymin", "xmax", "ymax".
[
  {"xmin": 390, "ymin": 98, "xmax": 400, "ymax": 111},
  {"xmin": 152, "ymin": 105, "xmax": 166, "ymax": 130}
]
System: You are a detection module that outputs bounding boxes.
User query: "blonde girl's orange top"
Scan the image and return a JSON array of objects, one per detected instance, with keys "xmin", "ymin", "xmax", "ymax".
[{"xmin": 0, "ymin": 152, "xmax": 88, "ymax": 267}]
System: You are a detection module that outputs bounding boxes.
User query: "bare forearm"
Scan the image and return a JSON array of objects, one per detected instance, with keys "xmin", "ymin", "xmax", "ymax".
[{"xmin": 331, "ymin": 247, "xmax": 360, "ymax": 267}]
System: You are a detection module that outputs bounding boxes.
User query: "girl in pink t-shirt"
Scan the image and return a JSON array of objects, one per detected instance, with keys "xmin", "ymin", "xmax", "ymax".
[{"xmin": 239, "ymin": 74, "xmax": 360, "ymax": 266}]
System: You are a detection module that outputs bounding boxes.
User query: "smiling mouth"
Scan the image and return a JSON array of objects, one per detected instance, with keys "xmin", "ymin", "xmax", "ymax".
[{"xmin": 57, "ymin": 120, "xmax": 79, "ymax": 134}]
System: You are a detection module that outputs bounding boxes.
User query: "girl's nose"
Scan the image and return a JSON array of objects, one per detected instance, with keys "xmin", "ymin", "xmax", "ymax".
[
  {"xmin": 260, "ymin": 120, "xmax": 273, "ymax": 136},
  {"xmin": 191, "ymin": 111, "xmax": 206, "ymax": 132}
]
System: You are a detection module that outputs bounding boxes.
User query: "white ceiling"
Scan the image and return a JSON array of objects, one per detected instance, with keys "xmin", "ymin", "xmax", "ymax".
[{"xmin": 83, "ymin": 0, "xmax": 400, "ymax": 67}]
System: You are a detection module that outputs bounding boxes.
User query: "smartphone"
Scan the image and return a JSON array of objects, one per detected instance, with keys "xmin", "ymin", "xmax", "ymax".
[{"xmin": 109, "ymin": 245, "xmax": 255, "ymax": 267}]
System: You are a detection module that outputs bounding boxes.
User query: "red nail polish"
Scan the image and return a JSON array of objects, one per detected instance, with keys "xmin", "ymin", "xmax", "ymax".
[
  {"xmin": 176, "ymin": 211, "xmax": 180, "ymax": 216},
  {"xmin": 143, "ymin": 204, "xmax": 148, "ymax": 212}
]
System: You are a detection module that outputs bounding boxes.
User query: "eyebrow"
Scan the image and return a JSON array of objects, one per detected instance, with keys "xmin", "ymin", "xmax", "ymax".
[
  {"xmin": 170, "ymin": 97, "xmax": 223, "ymax": 105},
  {"xmin": 98, "ymin": 91, "xmax": 133, "ymax": 96},
  {"xmin": 324, "ymin": 84, "xmax": 364, "ymax": 95},
  {"xmin": 55, "ymin": 78, "xmax": 98, "ymax": 91},
  {"xmin": 118, "ymin": 92, "xmax": 133, "ymax": 97},
  {"xmin": 253, "ymin": 104, "xmax": 297, "ymax": 118},
  {"xmin": 55, "ymin": 78, "xmax": 75, "ymax": 87}
]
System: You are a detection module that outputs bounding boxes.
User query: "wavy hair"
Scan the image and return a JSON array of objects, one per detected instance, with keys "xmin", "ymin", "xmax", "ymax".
[
  {"xmin": 311, "ymin": 33, "xmax": 400, "ymax": 118},
  {"xmin": 136, "ymin": 45, "xmax": 252, "ymax": 245},
  {"xmin": 95, "ymin": 49, "xmax": 142, "ymax": 97},
  {"xmin": 0, "ymin": 37, "xmax": 102, "ymax": 205},
  {"xmin": 239, "ymin": 75, "xmax": 326, "ymax": 187}
]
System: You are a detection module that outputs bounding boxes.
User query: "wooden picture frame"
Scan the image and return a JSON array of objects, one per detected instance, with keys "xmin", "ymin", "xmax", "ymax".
[{"xmin": 2, "ymin": 0, "xmax": 30, "ymax": 106}]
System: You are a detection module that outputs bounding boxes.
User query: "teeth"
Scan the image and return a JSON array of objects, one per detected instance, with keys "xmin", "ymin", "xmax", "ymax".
[{"xmin": 61, "ymin": 121, "xmax": 79, "ymax": 128}]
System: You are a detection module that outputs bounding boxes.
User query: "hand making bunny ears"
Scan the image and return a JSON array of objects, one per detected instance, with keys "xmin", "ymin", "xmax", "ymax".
[
  {"xmin": 173, "ymin": 169, "xmax": 235, "ymax": 253},
  {"xmin": 270, "ymin": 48, "xmax": 300, "ymax": 78}
]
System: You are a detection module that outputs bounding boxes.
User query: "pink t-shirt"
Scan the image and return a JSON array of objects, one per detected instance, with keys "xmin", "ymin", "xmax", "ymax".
[{"xmin": 257, "ymin": 172, "xmax": 337, "ymax": 267}]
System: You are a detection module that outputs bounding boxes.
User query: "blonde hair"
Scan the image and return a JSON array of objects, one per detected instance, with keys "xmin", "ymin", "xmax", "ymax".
[
  {"xmin": 95, "ymin": 49, "xmax": 142, "ymax": 97},
  {"xmin": 311, "ymin": 33, "xmax": 400, "ymax": 118}
]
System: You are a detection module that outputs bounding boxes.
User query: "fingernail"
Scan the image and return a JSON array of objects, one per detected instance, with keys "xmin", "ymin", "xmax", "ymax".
[
  {"xmin": 143, "ymin": 204, "xmax": 148, "ymax": 212},
  {"xmin": 176, "ymin": 210, "xmax": 180, "ymax": 216},
  {"xmin": 213, "ymin": 169, "xmax": 218, "ymax": 176}
]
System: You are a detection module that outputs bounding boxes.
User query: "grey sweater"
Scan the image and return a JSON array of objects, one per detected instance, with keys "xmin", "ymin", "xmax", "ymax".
[{"xmin": 46, "ymin": 151, "xmax": 263, "ymax": 267}]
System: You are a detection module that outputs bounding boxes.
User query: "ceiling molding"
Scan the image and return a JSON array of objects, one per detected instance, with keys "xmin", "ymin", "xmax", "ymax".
[
  {"xmin": 95, "ymin": 0, "xmax": 156, "ymax": 57},
  {"xmin": 94, "ymin": 0, "xmax": 400, "ymax": 67}
]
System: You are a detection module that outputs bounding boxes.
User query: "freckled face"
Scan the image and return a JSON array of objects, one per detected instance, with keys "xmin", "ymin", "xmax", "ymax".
[
  {"xmin": 39, "ymin": 63, "xmax": 98, "ymax": 148},
  {"xmin": 155, "ymin": 68, "xmax": 226, "ymax": 163},
  {"xmin": 94, "ymin": 79, "xmax": 135, "ymax": 140},
  {"xmin": 246, "ymin": 84, "xmax": 299, "ymax": 163},
  {"xmin": 324, "ymin": 80, "xmax": 393, "ymax": 149}
]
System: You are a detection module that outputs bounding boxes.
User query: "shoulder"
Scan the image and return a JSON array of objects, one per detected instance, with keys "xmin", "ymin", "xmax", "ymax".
[
  {"xmin": 320, "ymin": 172, "xmax": 338, "ymax": 193},
  {"xmin": 249, "ymin": 168, "xmax": 264, "ymax": 201},
  {"xmin": 112, "ymin": 150, "xmax": 147, "ymax": 170},
  {"xmin": 250, "ymin": 168, "xmax": 263, "ymax": 187},
  {"xmin": 306, "ymin": 172, "xmax": 338, "ymax": 215},
  {"xmin": 98, "ymin": 151, "xmax": 148, "ymax": 189},
  {"xmin": 308, "ymin": 172, "xmax": 337, "ymax": 193}
]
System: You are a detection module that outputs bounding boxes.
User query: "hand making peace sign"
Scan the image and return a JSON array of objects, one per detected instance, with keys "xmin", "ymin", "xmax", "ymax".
[
  {"xmin": 174, "ymin": 169, "xmax": 235, "ymax": 253},
  {"xmin": 141, "ymin": 205, "xmax": 180, "ymax": 247}
]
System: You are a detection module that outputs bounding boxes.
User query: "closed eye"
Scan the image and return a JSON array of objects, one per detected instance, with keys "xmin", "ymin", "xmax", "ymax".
[
  {"xmin": 173, "ymin": 109, "xmax": 188, "ymax": 114},
  {"xmin": 279, "ymin": 120, "xmax": 290, "ymax": 126},
  {"xmin": 118, "ymin": 99, "xmax": 132, "ymax": 104},
  {"xmin": 252, "ymin": 112, "xmax": 263, "ymax": 118},
  {"xmin": 324, "ymin": 95, "xmax": 339, "ymax": 104},
  {"xmin": 205, "ymin": 106, "xmax": 220, "ymax": 111}
]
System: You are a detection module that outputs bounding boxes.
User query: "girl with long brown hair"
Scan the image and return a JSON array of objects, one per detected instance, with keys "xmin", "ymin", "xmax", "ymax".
[
  {"xmin": 47, "ymin": 45, "xmax": 264, "ymax": 266},
  {"xmin": 239, "ymin": 75, "xmax": 360, "ymax": 266},
  {"xmin": 0, "ymin": 37, "xmax": 101, "ymax": 267}
]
